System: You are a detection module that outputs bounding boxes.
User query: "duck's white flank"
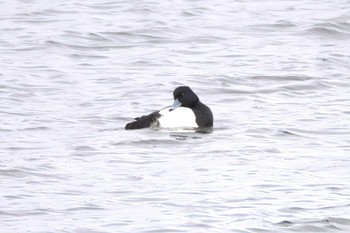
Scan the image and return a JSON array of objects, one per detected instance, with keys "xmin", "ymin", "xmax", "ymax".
[{"xmin": 158, "ymin": 107, "xmax": 197, "ymax": 128}]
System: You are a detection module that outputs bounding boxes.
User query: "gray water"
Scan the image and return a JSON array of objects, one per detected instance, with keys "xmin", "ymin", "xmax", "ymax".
[{"xmin": 1, "ymin": 0, "xmax": 350, "ymax": 232}]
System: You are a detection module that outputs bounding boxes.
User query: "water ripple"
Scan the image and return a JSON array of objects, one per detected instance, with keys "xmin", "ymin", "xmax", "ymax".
[{"xmin": 1, "ymin": 0, "xmax": 350, "ymax": 233}]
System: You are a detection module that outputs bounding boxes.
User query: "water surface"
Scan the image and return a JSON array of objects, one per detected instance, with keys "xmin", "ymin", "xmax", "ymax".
[{"xmin": 1, "ymin": 0, "xmax": 350, "ymax": 232}]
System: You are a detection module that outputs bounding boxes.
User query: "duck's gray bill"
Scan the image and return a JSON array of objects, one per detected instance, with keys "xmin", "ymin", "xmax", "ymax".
[{"xmin": 170, "ymin": 98, "xmax": 181, "ymax": 111}]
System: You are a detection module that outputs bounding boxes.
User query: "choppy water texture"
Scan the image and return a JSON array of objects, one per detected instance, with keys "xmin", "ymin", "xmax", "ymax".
[{"xmin": 1, "ymin": 0, "xmax": 350, "ymax": 232}]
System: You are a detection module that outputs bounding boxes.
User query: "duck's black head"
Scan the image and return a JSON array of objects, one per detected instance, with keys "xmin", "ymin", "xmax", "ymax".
[{"xmin": 172, "ymin": 86, "xmax": 199, "ymax": 108}]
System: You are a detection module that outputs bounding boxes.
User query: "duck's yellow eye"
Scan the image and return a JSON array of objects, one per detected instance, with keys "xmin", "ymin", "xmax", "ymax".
[{"xmin": 181, "ymin": 93, "xmax": 185, "ymax": 96}]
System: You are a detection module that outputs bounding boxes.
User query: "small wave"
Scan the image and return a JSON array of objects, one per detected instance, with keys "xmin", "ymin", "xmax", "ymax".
[
  {"xmin": 0, "ymin": 209, "xmax": 46, "ymax": 217},
  {"xmin": 275, "ymin": 217, "xmax": 350, "ymax": 232},
  {"xmin": 46, "ymin": 39, "xmax": 136, "ymax": 51},
  {"xmin": 0, "ymin": 167, "xmax": 53, "ymax": 178},
  {"xmin": 18, "ymin": 126, "xmax": 51, "ymax": 131},
  {"xmin": 251, "ymin": 75, "xmax": 313, "ymax": 82},
  {"xmin": 284, "ymin": 128, "xmax": 350, "ymax": 136},
  {"xmin": 249, "ymin": 20, "xmax": 297, "ymax": 33},
  {"xmin": 306, "ymin": 22, "xmax": 350, "ymax": 39}
]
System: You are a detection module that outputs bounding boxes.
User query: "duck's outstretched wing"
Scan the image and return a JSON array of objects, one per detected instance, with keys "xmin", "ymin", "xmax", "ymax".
[{"xmin": 125, "ymin": 111, "xmax": 161, "ymax": 130}]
